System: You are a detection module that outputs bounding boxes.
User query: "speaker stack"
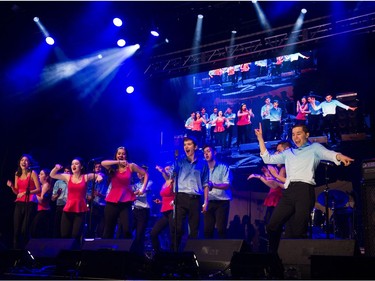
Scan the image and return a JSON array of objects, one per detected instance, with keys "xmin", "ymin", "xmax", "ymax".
[{"xmin": 361, "ymin": 159, "xmax": 375, "ymax": 256}]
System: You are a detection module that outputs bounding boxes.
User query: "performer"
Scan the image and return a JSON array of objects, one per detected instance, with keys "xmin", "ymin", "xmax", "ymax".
[
  {"xmin": 203, "ymin": 144, "xmax": 232, "ymax": 239},
  {"xmin": 171, "ymin": 136, "xmax": 209, "ymax": 251},
  {"xmin": 211, "ymin": 110, "xmax": 228, "ymax": 147},
  {"xmin": 191, "ymin": 111, "xmax": 207, "ymax": 147},
  {"xmin": 295, "ymin": 96, "xmax": 310, "ymax": 126},
  {"xmin": 50, "ymin": 158, "xmax": 103, "ymax": 242},
  {"xmin": 269, "ymin": 100, "xmax": 282, "ymax": 140},
  {"xmin": 150, "ymin": 165, "xmax": 175, "ymax": 253},
  {"xmin": 101, "ymin": 146, "xmax": 148, "ymax": 239},
  {"xmin": 307, "ymin": 94, "xmax": 323, "ymax": 136},
  {"xmin": 7, "ymin": 154, "xmax": 41, "ymax": 249},
  {"xmin": 247, "ymin": 141, "xmax": 291, "ymax": 225},
  {"xmin": 236, "ymin": 103, "xmax": 254, "ymax": 146},
  {"xmin": 131, "ymin": 165, "xmax": 153, "ymax": 254},
  {"xmin": 254, "ymin": 123, "xmax": 354, "ymax": 254},
  {"xmin": 311, "ymin": 93, "xmax": 357, "ymax": 144},
  {"xmin": 261, "ymin": 97, "xmax": 272, "ymax": 141},
  {"xmin": 86, "ymin": 162, "xmax": 109, "ymax": 238},
  {"xmin": 31, "ymin": 168, "xmax": 53, "ymax": 238},
  {"xmin": 51, "ymin": 166, "xmax": 70, "ymax": 238},
  {"xmin": 224, "ymin": 106, "xmax": 236, "ymax": 148}
]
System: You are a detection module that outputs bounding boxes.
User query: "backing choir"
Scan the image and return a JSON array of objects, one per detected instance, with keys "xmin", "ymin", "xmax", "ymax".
[{"xmin": 5, "ymin": 91, "xmax": 357, "ymax": 259}]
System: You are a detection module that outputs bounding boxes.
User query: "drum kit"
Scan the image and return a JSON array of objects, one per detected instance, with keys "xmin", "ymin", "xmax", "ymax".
[{"xmin": 311, "ymin": 189, "xmax": 355, "ymax": 239}]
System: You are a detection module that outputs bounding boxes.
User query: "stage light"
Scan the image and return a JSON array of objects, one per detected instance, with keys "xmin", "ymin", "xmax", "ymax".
[
  {"xmin": 113, "ymin": 17, "xmax": 123, "ymax": 27},
  {"xmin": 165, "ymin": 38, "xmax": 169, "ymax": 43},
  {"xmin": 45, "ymin": 36, "xmax": 55, "ymax": 45},
  {"xmin": 198, "ymin": 14, "xmax": 203, "ymax": 19},
  {"xmin": 135, "ymin": 44, "xmax": 140, "ymax": 49},
  {"xmin": 97, "ymin": 54, "xmax": 103, "ymax": 59},
  {"xmin": 252, "ymin": 0, "xmax": 257, "ymax": 3},
  {"xmin": 150, "ymin": 30, "xmax": 159, "ymax": 37},
  {"xmin": 301, "ymin": 8, "xmax": 307, "ymax": 14},
  {"xmin": 232, "ymin": 30, "xmax": 237, "ymax": 34},
  {"xmin": 117, "ymin": 39, "xmax": 126, "ymax": 47},
  {"xmin": 33, "ymin": 17, "xmax": 39, "ymax": 22},
  {"xmin": 126, "ymin": 86, "xmax": 134, "ymax": 94}
]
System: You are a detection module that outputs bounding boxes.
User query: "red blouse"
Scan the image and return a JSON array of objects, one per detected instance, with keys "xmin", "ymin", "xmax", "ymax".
[
  {"xmin": 63, "ymin": 175, "xmax": 88, "ymax": 213},
  {"xmin": 159, "ymin": 181, "xmax": 175, "ymax": 213},
  {"xmin": 15, "ymin": 174, "xmax": 38, "ymax": 203},
  {"xmin": 106, "ymin": 167, "xmax": 136, "ymax": 203}
]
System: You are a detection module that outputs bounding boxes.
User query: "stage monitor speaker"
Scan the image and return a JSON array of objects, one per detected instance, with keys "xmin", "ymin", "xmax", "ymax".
[
  {"xmin": 25, "ymin": 238, "xmax": 78, "ymax": 262},
  {"xmin": 79, "ymin": 250, "xmax": 145, "ymax": 280},
  {"xmin": 152, "ymin": 251, "xmax": 200, "ymax": 279},
  {"xmin": 81, "ymin": 238, "xmax": 133, "ymax": 251},
  {"xmin": 311, "ymin": 255, "xmax": 375, "ymax": 279},
  {"xmin": 361, "ymin": 181, "xmax": 375, "ymax": 256},
  {"xmin": 183, "ymin": 239, "xmax": 249, "ymax": 276},
  {"xmin": 278, "ymin": 239, "xmax": 355, "ymax": 279},
  {"xmin": 0, "ymin": 249, "xmax": 34, "ymax": 274},
  {"xmin": 230, "ymin": 252, "xmax": 284, "ymax": 279}
]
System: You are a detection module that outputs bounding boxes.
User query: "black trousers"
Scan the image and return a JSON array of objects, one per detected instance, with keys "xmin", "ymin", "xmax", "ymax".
[
  {"xmin": 204, "ymin": 200, "xmax": 230, "ymax": 238},
  {"xmin": 31, "ymin": 210, "xmax": 51, "ymax": 238},
  {"xmin": 61, "ymin": 211, "xmax": 86, "ymax": 240},
  {"xmin": 131, "ymin": 207, "xmax": 150, "ymax": 254},
  {"xmin": 13, "ymin": 202, "xmax": 37, "ymax": 249},
  {"xmin": 323, "ymin": 114, "xmax": 339, "ymax": 142},
  {"xmin": 103, "ymin": 201, "xmax": 133, "ymax": 239},
  {"xmin": 266, "ymin": 182, "xmax": 315, "ymax": 253},
  {"xmin": 261, "ymin": 119, "xmax": 271, "ymax": 141},
  {"xmin": 171, "ymin": 193, "xmax": 201, "ymax": 251},
  {"xmin": 150, "ymin": 210, "xmax": 173, "ymax": 252},
  {"xmin": 86, "ymin": 204, "xmax": 105, "ymax": 238}
]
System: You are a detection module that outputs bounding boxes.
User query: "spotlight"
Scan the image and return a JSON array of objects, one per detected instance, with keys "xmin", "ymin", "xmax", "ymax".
[
  {"xmin": 301, "ymin": 8, "xmax": 307, "ymax": 14},
  {"xmin": 113, "ymin": 17, "xmax": 123, "ymax": 27},
  {"xmin": 251, "ymin": 0, "xmax": 257, "ymax": 3},
  {"xmin": 232, "ymin": 30, "xmax": 237, "ymax": 34},
  {"xmin": 97, "ymin": 54, "xmax": 103, "ymax": 59},
  {"xmin": 45, "ymin": 36, "xmax": 55, "ymax": 45},
  {"xmin": 135, "ymin": 44, "xmax": 140, "ymax": 50},
  {"xmin": 117, "ymin": 39, "xmax": 126, "ymax": 47},
  {"xmin": 198, "ymin": 14, "xmax": 203, "ymax": 19},
  {"xmin": 165, "ymin": 38, "xmax": 169, "ymax": 43},
  {"xmin": 33, "ymin": 17, "xmax": 39, "ymax": 22},
  {"xmin": 150, "ymin": 30, "xmax": 159, "ymax": 37},
  {"xmin": 126, "ymin": 86, "xmax": 134, "ymax": 94}
]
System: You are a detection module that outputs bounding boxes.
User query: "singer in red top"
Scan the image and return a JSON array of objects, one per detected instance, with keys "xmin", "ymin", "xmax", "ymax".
[
  {"xmin": 7, "ymin": 154, "xmax": 41, "ymax": 249},
  {"xmin": 101, "ymin": 146, "xmax": 149, "ymax": 239},
  {"xmin": 50, "ymin": 157, "xmax": 103, "ymax": 242}
]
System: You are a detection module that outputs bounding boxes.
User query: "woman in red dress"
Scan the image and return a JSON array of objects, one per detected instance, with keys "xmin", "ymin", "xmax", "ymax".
[{"xmin": 50, "ymin": 157, "xmax": 103, "ymax": 241}]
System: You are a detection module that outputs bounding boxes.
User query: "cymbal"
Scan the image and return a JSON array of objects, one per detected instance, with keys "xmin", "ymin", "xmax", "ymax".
[{"xmin": 317, "ymin": 189, "xmax": 349, "ymax": 209}]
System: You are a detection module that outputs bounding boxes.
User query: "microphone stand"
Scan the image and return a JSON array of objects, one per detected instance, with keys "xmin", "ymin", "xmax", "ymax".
[
  {"xmin": 173, "ymin": 151, "xmax": 179, "ymax": 252},
  {"xmin": 322, "ymin": 163, "xmax": 331, "ymax": 239},
  {"xmin": 24, "ymin": 169, "xmax": 32, "ymax": 248},
  {"xmin": 88, "ymin": 162, "xmax": 97, "ymax": 238}
]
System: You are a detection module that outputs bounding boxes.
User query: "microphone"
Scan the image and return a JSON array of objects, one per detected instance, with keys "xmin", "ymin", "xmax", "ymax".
[{"xmin": 320, "ymin": 160, "xmax": 335, "ymax": 166}]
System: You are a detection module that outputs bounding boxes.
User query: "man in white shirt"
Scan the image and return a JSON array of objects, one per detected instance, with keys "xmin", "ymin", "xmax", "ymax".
[{"xmin": 311, "ymin": 94, "xmax": 357, "ymax": 144}]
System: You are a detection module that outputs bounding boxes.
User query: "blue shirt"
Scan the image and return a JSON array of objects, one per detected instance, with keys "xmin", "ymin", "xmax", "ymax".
[
  {"xmin": 260, "ymin": 142, "xmax": 340, "ymax": 188},
  {"xmin": 175, "ymin": 157, "xmax": 209, "ymax": 195},
  {"xmin": 87, "ymin": 176, "xmax": 109, "ymax": 206},
  {"xmin": 314, "ymin": 100, "xmax": 350, "ymax": 117},
  {"xmin": 308, "ymin": 100, "xmax": 322, "ymax": 115},
  {"xmin": 261, "ymin": 104, "xmax": 272, "ymax": 120},
  {"xmin": 270, "ymin": 107, "xmax": 282, "ymax": 122},
  {"xmin": 208, "ymin": 162, "xmax": 233, "ymax": 201},
  {"xmin": 52, "ymin": 179, "xmax": 68, "ymax": 206},
  {"xmin": 132, "ymin": 180, "xmax": 153, "ymax": 209},
  {"xmin": 224, "ymin": 112, "xmax": 236, "ymax": 126}
]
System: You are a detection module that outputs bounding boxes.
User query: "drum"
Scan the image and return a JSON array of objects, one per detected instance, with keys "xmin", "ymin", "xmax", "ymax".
[
  {"xmin": 311, "ymin": 208, "xmax": 324, "ymax": 228},
  {"xmin": 333, "ymin": 207, "xmax": 354, "ymax": 239}
]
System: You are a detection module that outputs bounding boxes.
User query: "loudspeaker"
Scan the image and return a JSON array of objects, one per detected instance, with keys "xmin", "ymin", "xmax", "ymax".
[
  {"xmin": 25, "ymin": 239, "xmax": 78, "ymax": 261},
  {"xmin": 81, "ymin": 239, "xmax": 133, "ymax": 251},
  {"xmin": 152, "ymin": 251, "xmax": 200, "ymax": 279},
  {"xmin": 0, "ymin": 249, "xmax": 34, "ymax": 274},
  {"xmin": 361, "ymin": 181, "xmax": 375, "ymax": 256},
  {"xmin": 278, "ymin": 239, "xmax": 355, "ymax": 279},
  {"xmin": 230, "ymin": 252, "xmax": 284, "ymax": 279},
  {"xmin": 183, "ymin": 239, "xmax": 249, "ymax": 276},
  {"xmin": 311, "ymin": 255, "xmax": 375, "ymax": 279}
]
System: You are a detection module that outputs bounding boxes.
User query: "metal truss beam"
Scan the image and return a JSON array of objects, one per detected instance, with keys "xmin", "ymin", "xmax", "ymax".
[{"xmin": 144, "ymin": 11, "xmax": 375, "ymax": 79}]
